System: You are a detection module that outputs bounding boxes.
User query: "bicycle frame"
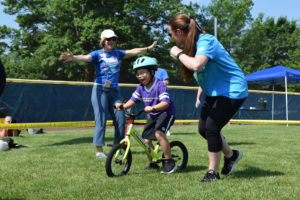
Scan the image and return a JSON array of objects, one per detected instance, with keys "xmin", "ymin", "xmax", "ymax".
[
  {"xmin": 116, "ymin": 111, "xmax": 161, "ymax": 164},
  {"xmin": 106, "ymin": 107, "xmax": 188, "ymax": 177}
]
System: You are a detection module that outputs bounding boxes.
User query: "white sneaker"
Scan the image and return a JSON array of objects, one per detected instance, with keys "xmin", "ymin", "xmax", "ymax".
[
  {"xmin": 96, "ymin": 152, "xmax": 107, "ymax": 158},
  {"xmin": 166, "ymin": 130, "xmax": 171, "ymax": 136}
]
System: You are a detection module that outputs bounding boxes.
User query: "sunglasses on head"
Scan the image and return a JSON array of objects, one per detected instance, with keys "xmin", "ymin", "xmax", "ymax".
[{"xmin": 106, "ymin": 37, "xmax": 117, "ymax": 42}]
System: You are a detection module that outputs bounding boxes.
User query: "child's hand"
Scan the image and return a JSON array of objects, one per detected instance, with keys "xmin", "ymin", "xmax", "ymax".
[
  {"xmin": 144, "ymin": 106, "xmax": 153, "ymax": 113},
  {"xmin": 115, "ymin": 103, "xmax": 124, "ymax": 111}
]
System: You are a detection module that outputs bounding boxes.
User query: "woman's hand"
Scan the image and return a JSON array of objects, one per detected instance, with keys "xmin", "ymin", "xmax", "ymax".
[
  {"xmin": 170, "ymin": 46, "xmax": 183, "ymax": 59},
  {"xmin": 195, "ymin": 99, "xmax": 201, "ymax": 108},
  {"xmin": 147, "ymin": 41, "xmax": 157, "ymax": 51},
  {"xmin": 60, "ymin": 49, "xmax": 74, "ymax": 63}
]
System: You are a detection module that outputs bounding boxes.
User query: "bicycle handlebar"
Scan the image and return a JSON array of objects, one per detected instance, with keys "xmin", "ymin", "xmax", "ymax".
[{"xmin": 115, "ymin": 105, "xmax": 145, "ymax": 119}]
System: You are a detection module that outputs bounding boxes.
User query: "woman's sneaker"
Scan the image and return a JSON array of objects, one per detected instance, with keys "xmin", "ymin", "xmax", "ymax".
[
  {"xmin": 200, "ymin": 170, "xmax": 220, "ymax": 182},
  {"xmin": 161, "ymin": 159, "xmax": 177, "ymax": 174},
  {"xmin": 96, "ymin": 152, "xmax": 107, "ymax": 158},
  {"xmin": 221, "ymin": 150, "xmax": 243, "ymax": 175},
  {"xmin": 144, "ymin": 163, "xmax": 160, "ymax": 170}
]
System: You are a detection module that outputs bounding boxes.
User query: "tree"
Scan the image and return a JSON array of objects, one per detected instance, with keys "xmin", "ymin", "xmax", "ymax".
[
  {"xmin": 0, "ymin": 0, "xmax": 204, "ymax": 85},
  {"xmin": 208, "ymin": 0, "xmax": 254, "ymax": 54},
  {"xmin": 235, "ymin": 14, "xmax": 300, "ymax": 91}
]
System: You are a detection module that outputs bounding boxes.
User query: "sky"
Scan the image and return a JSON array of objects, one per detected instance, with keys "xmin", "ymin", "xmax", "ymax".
[{"xmin": 0, "ymin": 0, "xmax": 299, "ymax": 30}]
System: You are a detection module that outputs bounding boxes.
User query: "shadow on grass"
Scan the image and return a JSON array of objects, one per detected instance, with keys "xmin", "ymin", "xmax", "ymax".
[
  {"xmin": 232, "ymin": 166, "xmax": 284, "ymax": 179},
  {"xmin": 170, "ymin": 132, "xmax": 197, "ymax": 136},
  {"xmin": 179, "ymin": 165, "xmax": 207, "ymax": 173},
  {"xmin": 228, "ymin": 142, "xmax": 256, "ymax": 146},
  {"xmin": 124, "ymin": 165, "xmax": 206, "ymax": 176},
  {"xmin": 44, "ymin": 136, "xmax": 114, "ymax": 146}
]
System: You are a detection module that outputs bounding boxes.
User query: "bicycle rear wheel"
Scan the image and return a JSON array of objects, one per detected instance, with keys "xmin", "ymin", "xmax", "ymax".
[
  {"xmin": 167, "ymin": 141, "xmax": 188, "ymax": 170},
  {"xmin": 105, "ymin": 143, "xmax": 132, "ymax": 177}
]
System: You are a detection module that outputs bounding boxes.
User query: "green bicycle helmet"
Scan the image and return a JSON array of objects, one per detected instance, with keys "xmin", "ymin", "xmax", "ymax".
[{"xmin": 133, "ymin": 56, "xmax": 158, "ymax": 71}]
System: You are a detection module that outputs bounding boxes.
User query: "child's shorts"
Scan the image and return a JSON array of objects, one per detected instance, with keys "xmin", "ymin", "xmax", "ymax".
[{"xmin": 142, "ymin": 113, "xmax": 175, "ymax": 140}]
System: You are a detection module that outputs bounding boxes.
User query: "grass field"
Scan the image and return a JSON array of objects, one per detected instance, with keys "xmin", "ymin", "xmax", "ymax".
[{"xmin": 1, "ymin": 124, "xmax": 300, "ymax": 200}]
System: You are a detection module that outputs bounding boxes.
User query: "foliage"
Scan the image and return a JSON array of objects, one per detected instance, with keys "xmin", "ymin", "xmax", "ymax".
[
  {"xmin": 235, "ymin": 14, "xmax": 300, "ymax": 91},
  {"xmin": 1, "ymin": 125, "xmax": 300, "ymax": 199},
  {"xmin": 208, "ymin": 0, "xmax": 254, "ymax": 54},
  {"xmin": 0, "ymin": 0, "xmax": 204, "ymax": 85},
  {"xmin": 236, "ymin": 15, "xmax": 300, "ymax": 74}
]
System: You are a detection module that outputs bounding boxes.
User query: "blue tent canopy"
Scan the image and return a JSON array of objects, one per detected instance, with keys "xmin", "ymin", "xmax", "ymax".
[
  {"xmin": 246, "ymin": 66, "xmax": 300, "ymax": 85},
  {"xmin": 246, "ymin": 66, "xmax": 300, "ymax": 123}
]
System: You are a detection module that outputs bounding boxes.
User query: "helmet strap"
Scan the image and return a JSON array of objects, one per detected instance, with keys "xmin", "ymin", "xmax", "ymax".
[{"xmin": 144, "ymin": 69, "xmax": 155, "ymax": 87}]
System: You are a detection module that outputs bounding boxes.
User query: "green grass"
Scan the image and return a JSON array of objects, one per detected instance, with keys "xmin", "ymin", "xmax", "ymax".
[{"xmin": 1, "ymin": 125, "xmax": 300, "ymax": 200}]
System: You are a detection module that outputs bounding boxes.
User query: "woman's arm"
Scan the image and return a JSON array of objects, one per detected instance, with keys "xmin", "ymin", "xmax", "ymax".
[
  {"xmin": 60, "ymin": 49, "xmax": 92, "ymax": 63},
  {"xmin": 170, "ymin": 46, "xmax": 209, "ymax": 72},
  {"xmin": 123, "ymin": 41, "xmax": 157, "ymax": 59}
]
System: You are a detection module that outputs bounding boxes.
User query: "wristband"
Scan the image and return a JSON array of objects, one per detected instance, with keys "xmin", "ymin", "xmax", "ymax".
[
  {"xmin": 152, "ymin": 107, "xmax": 157, "ymax": 113},
  {"xmin": 176, "ymin": 51, "xmax": 183, "ymax": 60}
]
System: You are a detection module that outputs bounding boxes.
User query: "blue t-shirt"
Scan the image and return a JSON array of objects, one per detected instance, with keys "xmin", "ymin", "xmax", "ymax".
[
  {"xmin": 89, "ymin": 49, "xmax": 126, "ymax": 90},
  {"xmin": 130, "ymin": 78, "xmax": 176, "ymax": 118},
  {"xmin": 155, "ymin": 68, "xmax": 169, "ymax": 81},
  {"xmin": 193, "ymin": 34, "xmax": 248, "ymax": 99}
]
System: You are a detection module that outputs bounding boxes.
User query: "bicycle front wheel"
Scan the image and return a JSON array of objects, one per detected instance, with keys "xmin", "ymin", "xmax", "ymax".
[
  {"xmin": 105, "ymin": 143, "xmax": 132, "ymax": 177},
  {"xmin": 169, "ymin": 141, "xmax": 188, "ymax": 170}
]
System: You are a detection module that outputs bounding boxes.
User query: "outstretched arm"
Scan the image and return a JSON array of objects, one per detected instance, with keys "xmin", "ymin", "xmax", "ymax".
[
  {"xmin": 123, "ymin": 41, "xmax": 157, "ymax": 59},
  {"xmin": 60, "ymin": 49, "xmax": 92, "ymax": 63}
]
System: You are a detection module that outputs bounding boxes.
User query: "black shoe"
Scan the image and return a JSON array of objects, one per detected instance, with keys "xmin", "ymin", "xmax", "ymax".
[
  {"xmin": 144, "ymin": 163, "xmax": 159, "ymax": 170},
  {"xmin": 200, "ymin": 170, "xmax": 220, "ymax": 182},
  {"xmin": 221, "ymin": 150, "xmax": 243, "ymax": 175},
  {"xmin": 161, "ymin": 159, "xmax": 177, "ymax": 174}
]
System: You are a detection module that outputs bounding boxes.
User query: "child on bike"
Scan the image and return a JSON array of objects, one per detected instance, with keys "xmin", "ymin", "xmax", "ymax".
[{"xmin": 116, "ymin": 56, "xmax": 177, "ymax": 174}]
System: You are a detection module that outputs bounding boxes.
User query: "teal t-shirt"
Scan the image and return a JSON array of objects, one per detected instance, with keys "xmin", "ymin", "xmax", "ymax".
[{"xmin": 193, "ymin": 34, "xmax": 248, "ymax": 99}]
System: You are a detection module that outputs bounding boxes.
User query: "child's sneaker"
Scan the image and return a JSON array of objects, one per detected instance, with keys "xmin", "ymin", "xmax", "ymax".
[
  {"xmin": 161, "ymin": 159, "xmax": 177, "ymax": 174},
  {"xmin": 200, "ymin": 170, "xmax": 220, "ymax": 182},
  {"xmin": 96, "ymin": 152, "xmax": 107, "ymax": 158},
  {"xmin": 221, "ymin": 149, "xmax": 243, "ymax": 175},
  {"xmin": 144, "ymin": 163, "xmax": 159, "ymax": 170}
]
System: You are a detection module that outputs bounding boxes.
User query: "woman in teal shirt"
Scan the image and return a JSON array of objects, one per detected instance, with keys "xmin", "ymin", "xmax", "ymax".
[{"xmin": 168, "ymin": 14, "xmax": 248, "ymax": 182}]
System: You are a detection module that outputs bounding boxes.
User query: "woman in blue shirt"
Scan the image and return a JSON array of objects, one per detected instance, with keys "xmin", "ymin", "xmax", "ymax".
[
  {"xmin": 168, "ymin": 14, "xmax": 248, "ymax": 182},
  {"xmin": 60, "ymin": 29, "xmax": 157, "ymax": 158}
]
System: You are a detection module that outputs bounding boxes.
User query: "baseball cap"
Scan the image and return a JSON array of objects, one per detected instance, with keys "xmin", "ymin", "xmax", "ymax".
[{"xmin": 101, "ymin": 29, "xmax": 118, "ymax": 40}]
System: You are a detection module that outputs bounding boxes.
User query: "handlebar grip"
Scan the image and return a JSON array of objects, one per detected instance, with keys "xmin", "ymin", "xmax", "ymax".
[{"xmin": 113, "ymin": 104, "xmax": 124, "ymax": 110}]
